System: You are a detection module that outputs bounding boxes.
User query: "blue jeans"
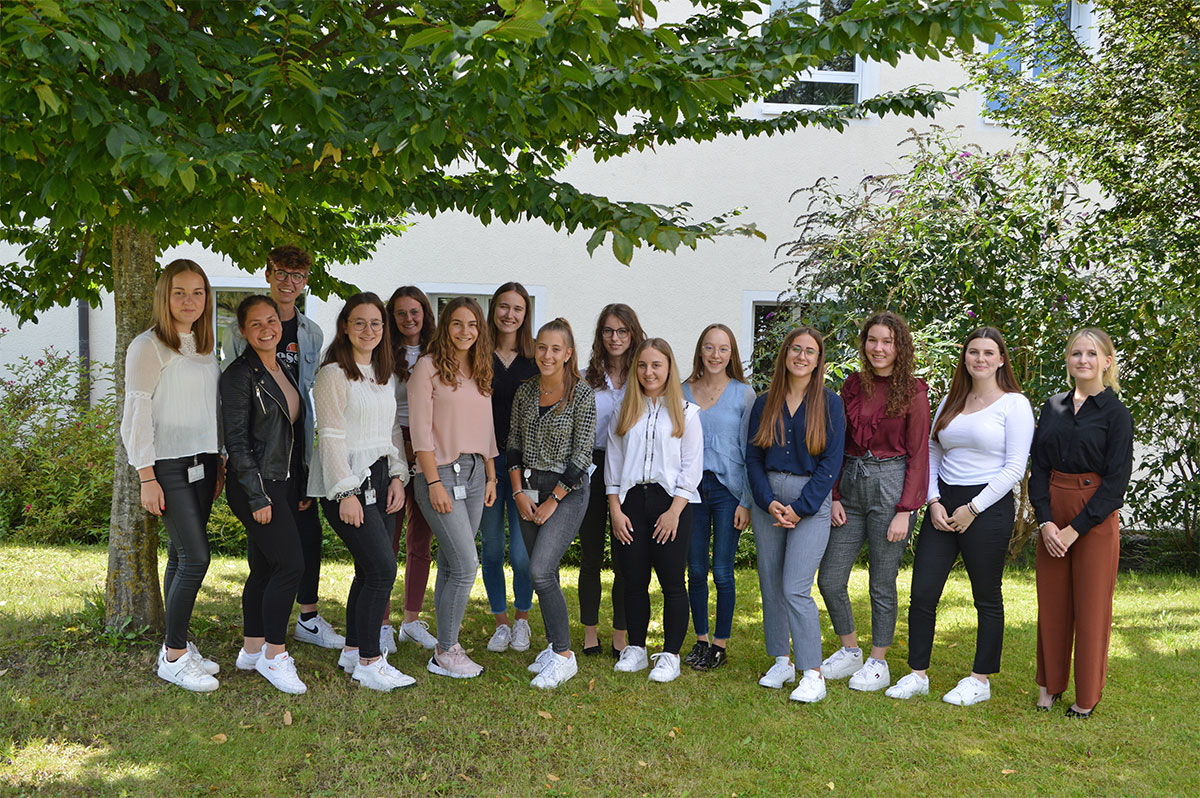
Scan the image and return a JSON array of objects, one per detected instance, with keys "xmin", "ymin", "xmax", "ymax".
[
  {"xmin": 687, "ymin": 471, "xmax": 743, "ymax": 640},
  {"xmin": 479, "ymin": 452, "xmax": 533, "ymax": 615}
]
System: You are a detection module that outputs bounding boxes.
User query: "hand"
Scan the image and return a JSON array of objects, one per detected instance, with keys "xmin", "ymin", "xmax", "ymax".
[
  {"xmin": 339, "ymin": 495, "xmax": 364, "ymax": 527},
  {"xmin": 140, "ymin": 479, "xmax": 165, "ymax": 517},
  {"xmin": 886, "ymin": 512, "xmax": 911, "ymax": 542},
  {"xmin": 830, "ymin": 499, "xmax": 846, "ymax": 527},
  {"xmin": 429, "ymin": 481, "xmax": 453, "ymax": 514},
  {"xmin": 213, "ymin": 459, "xmax": 226, "ymax": 500},
  {"xmin": 298, "ymin": 497, "xmax": 313, "ymax": 512},
  {"xmin": 733, "ymin": 505, "xmax": 750, "ymax": 531},
  {"xmin": 251, "ymin": 504, "xmax": 273, "ymax": 525},
  {"xmin": 780, "ymin": 505, "xmax": 801, "ymax": 527},
  {"xmin": 928, "ymin": 501, "xmax": 953, "ymax": 532},
  {"xmin": 533, "ymin": 497, "xmax": 559, "ymax": 526},
  {"xmin": 516, "ymin": 493, "xmax": 537, "ymax": 522},
  {"xmin": 610, "ymin": 508, "xmax": 634, "ymax": 544},
  {"xmin": 1041, "ymin": 521, "xmax": 1066, "ymax": 557},
  {"xmin": 483, "ymin": 479, "xmax": 497, "ymax": 508},
  {"xmin": 652, "ymin": 508, "xmax": 681, "ymax": 543},
  {"xmin": 768, "ymin": 500, "xmax": 796, "ymax": 529},
  {"xmin": 947, "ymin": 505, "xmax": 976, "ymax": 534},
  {"xmin": 385, "ymin": 477, "xmax": 405, "ymax": 513}
]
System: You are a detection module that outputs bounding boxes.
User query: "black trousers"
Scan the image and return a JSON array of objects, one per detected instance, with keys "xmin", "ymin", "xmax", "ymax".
[
  {"xmin": 227, "ymin": 472, "xmax": 306, "ymax": 645},
  {"xmin": 156, "ymin": 453, "xmax": 219, "ymax": 650},
  {"xmin": 907, "ymin": 480, "xmax": 1013, "ymax": 674},
  {"xmin": 294, "ymin": 498, "xmax": 323, "ymax": 607},
  {"xmin": 614, "ymin": 483, "xmax": 692, "ymax": 655},
  {"xmin": 578, "ymin": 449, "xmax": 626, "ymax": 629},
  {"xmin": 320, "ymin": 458, "xmax": 396, "ymax": 659}
]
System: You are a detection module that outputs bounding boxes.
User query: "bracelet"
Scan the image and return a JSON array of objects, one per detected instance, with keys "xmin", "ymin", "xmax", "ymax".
[
  {"xmin": 1038, "ymin": 520, "xmax": 1054, "ymax": 531},
  {"xmin": 427, "ymin": 479, "xmax": 441, "ymax": 486},
  {"xmin": 333, "ymin": 488, "xmax": 360, "ymax": 501},
  {"xmin": 967, "ymin": 501, "xmax": 980, "ymax": 516},
  {"xmin": 927, "ymin": 498, "xmax": 940, "ymax": 508},
  {"xmin": 141, "ymin": 478, "xmax": 157, "ymax": 484}
]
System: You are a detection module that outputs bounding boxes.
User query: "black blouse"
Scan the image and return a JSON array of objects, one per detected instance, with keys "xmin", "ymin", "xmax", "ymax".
[
  {"xmin": 1029, "ymin": 387, "xmax": 1134, "ymax": 536},
  {"xmin": 491, "ymin": 353, "xmax": 538, "ymax": 456}
]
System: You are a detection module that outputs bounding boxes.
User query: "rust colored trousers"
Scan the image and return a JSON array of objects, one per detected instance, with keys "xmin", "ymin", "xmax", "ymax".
[{"xmin": 1035, "ymin": 471, "xmax": 1120, "ymax": 710}]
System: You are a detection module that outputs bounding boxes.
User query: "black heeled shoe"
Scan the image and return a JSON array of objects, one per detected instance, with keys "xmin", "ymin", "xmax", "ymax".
[
  {"xmin": 1035, "ymin": 692, "xmax": 1063, "ymax": 712},
  {"xmin": 1065, "ymin": 704, "xmax": 1094, "ymax": 719},
  {"xmin": 582, "ymin": 644, "xmax": 602, "ymax": 656}
]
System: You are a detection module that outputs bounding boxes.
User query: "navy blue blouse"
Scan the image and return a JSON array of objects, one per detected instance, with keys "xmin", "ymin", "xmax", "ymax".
[{"xmin": 746, "ymin": 388, "xmax": 845, "ymax": 518}]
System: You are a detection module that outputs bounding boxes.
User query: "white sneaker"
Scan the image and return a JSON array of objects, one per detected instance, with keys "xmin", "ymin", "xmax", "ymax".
[
  {"xmin": 337, "ymin": 648, "xmax": 360, "ymax": 674},
  {"xmin": 255, "ymin": 650, "xmax": 308, "ymax": 694},
  {"xmin": 789, "ymin": 669, "xmax": 827, "ymax": 703},
  {"xmin": 511, "ymin": 618, "xmax": 532, "ymax": 651},
  {"xmin": 848, "ymin": 658, "xmax": 891, "ymax": 691},
  {"xmin": 427, "ymin": 644, "xmax": 484, "ymax": 679},
  {"xmin": 527, "ymin": 644, "xmax": 556, "ymax": 674},
  {"xmin": 157, "ymin": 649, "xmax": 219, "ymax": 692},
  {"xmin": 531, "ymin": 652, "xmax": 578, "ymax": 689},
  {"xmin": 398, "ymin": 619, "xmax": 438, "ymax": 650},
  {"xmin": 184, "ymin": 642, "xmax": 219, "ymax": 675},
  {"xmin": 353, "ymin": 655, "xmax": 417, "ymax": 692},
  {"xmin": 613, "ymin": 645, "xmax": 649, "ymax": 673},
  {"xmin": 758, "ymin": 660, "xmax": 796, "ymax": 689},
  {"xmin": 294, "ymin": 614, "xmax": 346, "ymax": 649},
  {"xmin": 379, "ymin": 625, "xmax": 398, "ymax": 654},
  {"xmin": 487, "ymin": 624, "xmax": 512, "ymax": 652},
  {"xmin": 235, "ymin": 647, "xmax": 263, "ymax": 671},
  {"xmin": 820, "ymin": 646, "xmax": 863, "ymax": 679},
  {"xmin": 943, "ymin": 676, "xmax": 991, "ymax": 706},
  {"xmin": 647, "ymin": 652, "xmax": 681, "ymax": 683},
  {"xmin": 886, "ymin": 672, "xmax": 930, "ymax": 700}
]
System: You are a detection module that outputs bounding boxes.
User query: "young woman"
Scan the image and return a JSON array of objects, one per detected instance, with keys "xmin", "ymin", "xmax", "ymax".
[
  {"xmin": 221, "ymin": 296, "xmax": 309, "ymax": 694},
  {"xmin": 747, "ymin": 328, "xmax": 845, "ymax": 703},
  {"xmin": 508, "ymin": 318, "xmax": 597, "ymax": 688},
  {"xmin": 482, "ymin": 283, "xmax": 538, "ymax": 653},
  {"xmin": 1030, "ymin": 328, "xmax": 1133, "ymax": 718},
  {"xmin": 410, "ymin": 296, "xmax": 499, "ymax": 679},
  {"xmin": 383, "ymin": 286, "xmax": 439, "ymax": 652},
  {"xmin": 121, "ymin": 259, "xmax": 223, "ymax": 692},
  {"xmin": 818, "ymin": 311, "xmax": 930, "ymax": 693},
  {"xmin": 606, "ymin": 338, "xmax": 703, "ymax": 684},
  {"xmin": 886, "ymin": 328, "xmax": 1034, "ymax": 706},
  {"xmin": 580, "ymin": 303, "xmax": 646, "ymax": 656},
  {"xmin": 309, "ymin": 293, "xmax": 414, "ymax": 692},
  {"xmin": 681, "ymin": 324, "xmax": 756, "ymax": 671}
]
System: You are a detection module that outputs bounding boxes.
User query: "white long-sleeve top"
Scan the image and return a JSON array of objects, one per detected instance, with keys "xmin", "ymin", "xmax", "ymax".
[
  {"xmin": 605, "ymin": 398, "xmax": 704, "ymax": 504},
  {"xmin": 308, "ymin": 362, "xmax": 409, "ymax": 500},
  {"xmin": 928, "ymin": 391, "xmax": 1035, "ymax": 512},
  {"xmin": 589, "ymin": 370, "xmax": 627, "ymax": 451},
  {"xmin": 120, "ymin": 329, "xmax": 220, "ymax": 469}
]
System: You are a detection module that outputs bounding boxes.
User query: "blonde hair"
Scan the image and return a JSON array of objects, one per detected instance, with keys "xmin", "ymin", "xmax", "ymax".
[
  {"xmin": 615, "ymin": 338, "xmax": 686, "ymax": 438},
  {"xmin": 537, "ymin": 318, "xmax": 580, "ymax": 415},
  {"xmin": 152, "ymin": 259, "xmax": 214, "ymax": 355},
  {"xmin": 1066, "ymin": 327, "xmax": 1121, "ymax": 392}
]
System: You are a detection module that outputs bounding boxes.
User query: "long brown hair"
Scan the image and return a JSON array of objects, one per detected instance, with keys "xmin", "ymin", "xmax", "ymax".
[
  {"xmin": 426, "ymin": 296, "xmax": 493, "ymax": 392},
  {"xmin": 536, "ymin": 317, "xmax": 581, "ymax": 415},
  {"xmin": 752, "ymin": 327, "xmax": 829, "ymax": 455},
  {"xmin": 320, "ymin": 293, "xmax": 394, "ymax": 382},
  {"xmin": 585, "ymin": 303, "xmax": 646, "ymax": 389},
  {"xmin": 615, "ymin": 338, "xmax": 686, "ymax": 438},
  {"xmin": 151, "ymin": 259, "xmax": 215, "ymax": 355},
  {"xmin": 488, "ymin": 282, "xmax": 535, "ymax": 359},
  {"xmin": 858, "ymin": 311, "xmax": 918, "ymax": 417},
  {"xmin": 386, "ymin": 285, "xmax": 435, "ymax": 381},
  {"xmin": 932, "ymin": 327, "xmax": 1024, "ymax": 437},
  {"xmin": 1066, "ymin": 327, "xmax": 1121, "ymax": 393},
  {"xmin": 686, "ymin": 323, "xmax": 747, "ymax": 383}
]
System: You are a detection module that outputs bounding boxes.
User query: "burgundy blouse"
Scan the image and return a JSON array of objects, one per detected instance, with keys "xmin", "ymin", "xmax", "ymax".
[{"xmin": 832, "ymin": 372, "xmax": 930, "ymax": 512}]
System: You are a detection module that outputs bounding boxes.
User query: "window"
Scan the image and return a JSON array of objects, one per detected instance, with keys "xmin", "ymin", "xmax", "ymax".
[
  {"xmin": 210, "ymin": 274, "xmax": 297, "ymax": 364},
  {"xmin": 420, "ymin": 282, "xmax": 546, "ymax": 330},
  {"xmin": 764, "ymin": 0, "xmax": 866, "ymax": 108}
]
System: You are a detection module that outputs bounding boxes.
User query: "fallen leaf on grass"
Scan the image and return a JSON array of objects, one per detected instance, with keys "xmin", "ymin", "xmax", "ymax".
[
  {"xmin": 827, "ymin": 782, "xmax": 835, "ymax": 790},
  {"xmin": 537, "ymin": 710, "xmax": 553, "ymax": 719},
  {"xmin": 0, "ymin": 669, "xmax": 9, "ymax": 677},
  {"xmin": 547, "ymin": 774, "xmax": 560, "ymax": 782},
  {"xmin": 638, "ymin": 760, "xmax": 647, "ymax": 768},
  {"xmin": 211, "ymin": 734, "xmax": 227, "ymax": 744},
  {"xmin": 479, "ymin": 729, "xmax": 490, "ymax": 737},
  {"xmin": 238, "ymin": 722, "xmax": 254, "ymax": 729},
  {"xmin": 668, "ymin": 730, "xmax": 676, "ymax": 739},
  {"xmin": 567, "ymin": 725, "xmax": 573, "ymax": 733},
  {"xmin": 458, "ymin": 773, "xmax": 471, "ymax": 782},
  {"xmin": 1002, "ymin": 770, "xmax": 1017, "ymax": 775},
  {"xmin": 673, "ymin": 726, "xmax": 681, "ymax": 736},
  {"xmin": 283, "ymin": 711, "xmax": 292, "ymax": 726}
]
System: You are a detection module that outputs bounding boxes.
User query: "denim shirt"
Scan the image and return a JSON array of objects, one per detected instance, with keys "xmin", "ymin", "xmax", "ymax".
[
  {"xmin": 683, "ymin": 380, "xmax": 756, "ymax": 509},
  {"xmin": 222, "ymin": 310, "xmax": 323, "ymax": 466}
]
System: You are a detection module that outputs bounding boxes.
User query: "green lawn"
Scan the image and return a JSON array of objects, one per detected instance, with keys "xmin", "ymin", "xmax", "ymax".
[{"xmin": 1, "ymin": 543, "xmax": 1198, "ymax": 797}]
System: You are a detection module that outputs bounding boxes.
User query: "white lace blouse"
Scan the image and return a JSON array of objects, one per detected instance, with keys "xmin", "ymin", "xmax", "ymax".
[
  {"xmin": 308, "ymin": 362, "xmax": 409, "ymax": 500},
  {"xmin": 120, "ymin": 329, "xmax": 221, "ymax": 469}
]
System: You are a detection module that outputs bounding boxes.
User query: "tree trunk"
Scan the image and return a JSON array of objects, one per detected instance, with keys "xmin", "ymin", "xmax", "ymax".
[{"xmin": 105, "ymin": 224, "xmax": 162, "ymax": 632}]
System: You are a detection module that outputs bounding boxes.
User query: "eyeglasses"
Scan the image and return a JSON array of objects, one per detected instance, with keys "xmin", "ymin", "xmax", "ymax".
[
  {"xmin": 602, "ymin": 327, "xmax": 630, "ymax": 339},
  {"xmin": 393, "ymin": 308, "xmax": 422, "ymax": 319},
  {"xmin": 790, "ymin": 345, "xmax": 819, "ymax": 358},
  {"xmin": 701, "ymin": 345, "xmax": 731, "ymax": 355},
  {"xmin": 271, "ymin": 269, "xmax": 308, "ymax": 284},
  {"xmin": 350, "ymin": 319, "xmax": 384, "ymax": 332}
]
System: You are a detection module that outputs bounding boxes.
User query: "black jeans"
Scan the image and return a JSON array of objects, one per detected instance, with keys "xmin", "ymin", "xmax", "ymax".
[
  {"xmin": 227, "ymin": 473, "xmax": 305, "ymax": 645},
  {"xmin": 614, "ymin": 483, "xmax": 693, "ymax": 655},
  {"xmin": 320, "ymin": 458, "xmax": 396, "ymax": 659},
  {"xmin": 294, "ymin": 498, "xmax": 323, "ymax": 607},
  {"xmin": 578, "ymin": 449, "xmax": 626, "ymax": 630},
  {"xmin": 156, "ymin": 453, "xmax": 219, "ymax": 650},
  {"xmin": 907, "ymin": 480, "xmax": 1013, "ymax": 674}
]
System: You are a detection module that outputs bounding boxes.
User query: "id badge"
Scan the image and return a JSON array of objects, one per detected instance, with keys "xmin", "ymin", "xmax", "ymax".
[
  {"xmin": 186, "ymin": 463, "xmax": 205, "ymax": 483},
  {"xmin": 587, "ymin": 462, "xmax": 598, "ymax": 478},
  {"xmin": 364, "ymin": 487, "xmax": 377, "ymax": 506},
  {"xmin": 522, "ymin": 489, "xmax": 540, "ymax": 504},
  {"xmin": 453, "ymin": 484, "xmax": 467, "ymax": 500}
]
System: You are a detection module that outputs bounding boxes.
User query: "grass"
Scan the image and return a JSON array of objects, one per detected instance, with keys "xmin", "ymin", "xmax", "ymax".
[{"xmin": 0, "ymin": 543, "xmax": 1198, "ymax": 797}]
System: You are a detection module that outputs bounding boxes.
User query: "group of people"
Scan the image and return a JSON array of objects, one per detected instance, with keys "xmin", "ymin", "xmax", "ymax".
[{"xmin": 121, "ymin": 247, "xmax": 1133, "ymax": 719}]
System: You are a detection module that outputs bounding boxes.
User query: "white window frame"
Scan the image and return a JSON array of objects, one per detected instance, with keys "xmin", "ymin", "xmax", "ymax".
[
  {"xmin": 741, "ymin": 289, "xmax": 790, "ymax": 378},
  {"xmin": 419, "ymin": 281, "xmax": 547, "ymax": 331}
]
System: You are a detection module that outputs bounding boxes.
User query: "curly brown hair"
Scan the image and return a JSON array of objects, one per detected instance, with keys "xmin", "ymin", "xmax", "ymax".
[
  {"xmin": 426, "ymin": 296, "xmax": 493, "ymax": 393},
  {"xmin": 857, "ymin": 311, "xmax": 917, "ymax": 417}
]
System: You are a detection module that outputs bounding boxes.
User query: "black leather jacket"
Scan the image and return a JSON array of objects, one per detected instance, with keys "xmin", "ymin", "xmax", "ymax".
[{"xmin": 219, "ymin": 350, "xmax": 305, "ymax": 511}]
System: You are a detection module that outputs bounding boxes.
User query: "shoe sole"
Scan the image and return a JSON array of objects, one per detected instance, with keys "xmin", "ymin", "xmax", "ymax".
[
  {"xmin": 235, "ymin": 660, "xmax": 260, "ymax": 672},
  {"xmin": 353, "ymin": 677, "xmax": 415, "ymax": 691},
  {"xmin": 486, "ymin": 642, "xmax": 510, "ymax": 652},
  {"xmin": 648, "ymin": 672, "xmax": 680, "ymax": 683},
  {"xmin": 849, "ymin": 679, "xmax": 890, "ymax": 692},
  {"xmin": 157, "ymin": 671, "xmax": 219, "ymax": 692},
  {"xmin": 790, "ymin": 691, "xmax": 826, "ymax": 703},
  {"xmin": 820, "ymin": 666, "xmax": 862, "ymax": 680},
  {"xmin": 758, "ymin": 675, "xmax": 796, "ymax": 688},
  {"xmin": 294, "ymin": 631, "xmax": 345, "ymax": 649},
  {"xmin": 398, "ymin": 632, "xmax": 438, "ymax": 650},
  {"xmin": 510, "ymin": 642, "xmax": 531, "ymax": 652},
  {"xmin": 427, "ymin": 659, "xmax": 483, "ymax": 679}
]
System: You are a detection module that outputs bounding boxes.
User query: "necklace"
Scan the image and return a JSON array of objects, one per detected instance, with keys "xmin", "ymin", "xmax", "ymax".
[{"xmin": 540, "ymin": 380, "xmax": 562, "ymax": 396}]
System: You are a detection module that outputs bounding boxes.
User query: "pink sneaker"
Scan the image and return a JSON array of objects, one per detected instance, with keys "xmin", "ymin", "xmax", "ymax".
[{"xmin": 426, "ymin": 643, "xmax": 484, "ymax": 679}]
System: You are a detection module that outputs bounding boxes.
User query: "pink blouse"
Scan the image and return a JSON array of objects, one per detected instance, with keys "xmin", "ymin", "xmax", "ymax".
[{"xmin": 408, "ymin": 355, "xmax": 499, "ymax": 466}]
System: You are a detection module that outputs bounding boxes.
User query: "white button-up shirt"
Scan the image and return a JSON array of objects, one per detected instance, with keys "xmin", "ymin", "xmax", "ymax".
[{"xmin": 605, "ymin": 397, "xmax": 704, "ymax": 504}]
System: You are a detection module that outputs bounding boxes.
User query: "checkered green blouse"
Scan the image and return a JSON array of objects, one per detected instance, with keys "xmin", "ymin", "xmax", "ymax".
[{"xmin": 505, "ymin": 378, "xmax": 596, "ymax": 494}]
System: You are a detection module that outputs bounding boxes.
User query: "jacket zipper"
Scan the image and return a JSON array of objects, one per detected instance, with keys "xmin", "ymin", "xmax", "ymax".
[{"xmin": 259, "ymin": 373, "xmax": 295, "ymax": 479}]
